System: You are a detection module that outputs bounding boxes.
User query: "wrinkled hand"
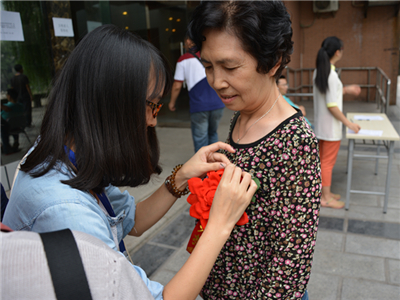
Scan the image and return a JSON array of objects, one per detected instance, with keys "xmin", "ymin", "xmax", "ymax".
[
  {"xmin": 348, "ymin": 122, "xmax": 361, "ymax": 133},
  {"xmin": 208, "ymin": 164, "xmax": 258, "ymax": 230},
  {"xmin": 169, "ymin": 102, "xmax": 176, "ymax": 112},
  {"xmin": 345, "ymin": 85, "xmax": 361, "ymax": 96},
  {"xmin": 175, "ymin": 142, "xmax": 235, "ymax": 187}
]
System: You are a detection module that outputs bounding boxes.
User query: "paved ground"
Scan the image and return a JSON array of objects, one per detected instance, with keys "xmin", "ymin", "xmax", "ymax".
[{"xmin": 2, "ymin": 93, "xmax": 400, "ymax": 300}]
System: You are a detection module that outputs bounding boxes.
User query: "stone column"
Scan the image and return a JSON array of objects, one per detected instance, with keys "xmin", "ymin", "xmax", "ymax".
[{"xmin": 46, "ymin": 1, "xmax": 75, "ymax": 73}]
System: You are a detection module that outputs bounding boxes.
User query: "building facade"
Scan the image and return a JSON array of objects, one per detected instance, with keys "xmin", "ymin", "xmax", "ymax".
[
  {"xmin": 1, "ymin": 1, "xmax": 199, "ymax": 98},
  {"xmin": 285, "ymin": 0, "xmax": 399, "ymax": 105},
  {"xmin": 1, "ymin": 1, "xmax": 399, "ymax": 107}
]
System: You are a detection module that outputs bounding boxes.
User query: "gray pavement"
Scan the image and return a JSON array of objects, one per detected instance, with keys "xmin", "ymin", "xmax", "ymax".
[{"xmin": 2, "ymin": 91, "xmax": 400, "ymax": 300}]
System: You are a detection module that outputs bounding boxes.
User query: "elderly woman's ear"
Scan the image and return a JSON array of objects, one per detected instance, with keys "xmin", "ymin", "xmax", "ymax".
[{"xmin": 268, "ymin": 56, "xmax": 282, "ymax": 78}]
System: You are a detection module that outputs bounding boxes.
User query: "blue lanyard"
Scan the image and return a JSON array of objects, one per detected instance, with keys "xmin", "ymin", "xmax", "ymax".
[{"xmin": 64, "ymin": 146, "xmax": 127, "ymax": 254}]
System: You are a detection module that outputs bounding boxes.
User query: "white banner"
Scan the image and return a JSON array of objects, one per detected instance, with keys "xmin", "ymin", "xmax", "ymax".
[
  {"xmin": 53, "ymin": 17, "xmax": 74, "ymax": 37},
  {"xmin": 0, "ymin": 10, "xmax": 24, "ymax": 41}
]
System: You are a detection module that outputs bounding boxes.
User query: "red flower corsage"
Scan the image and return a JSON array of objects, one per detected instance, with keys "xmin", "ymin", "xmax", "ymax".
[{"xmin": 186, "ymin": 169, "xmax": 260, "ymax": 253}]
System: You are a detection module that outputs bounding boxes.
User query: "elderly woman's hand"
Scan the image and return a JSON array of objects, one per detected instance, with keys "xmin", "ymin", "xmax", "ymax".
[{"xmin": 174, "ymin": 142, "xmax": 235, "ymax": 189}]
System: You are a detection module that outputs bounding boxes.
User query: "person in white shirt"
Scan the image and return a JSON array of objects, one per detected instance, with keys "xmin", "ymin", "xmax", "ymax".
[
  {"xmin": 168, "ymin": 36, "xmax": 225, "ymax": 153},
  {"xmin": 313, "ymin": 36, "xmax": 361, "ymax": 208}
]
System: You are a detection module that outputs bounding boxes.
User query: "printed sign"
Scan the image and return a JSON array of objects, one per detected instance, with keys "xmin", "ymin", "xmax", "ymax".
[
  {"xmin": 0, "ymin": 10, "xmax": 24, "ymax": 41},
  {"xmin": 52, "ymin": 17, "xmax": 74, "ymax": 37}
]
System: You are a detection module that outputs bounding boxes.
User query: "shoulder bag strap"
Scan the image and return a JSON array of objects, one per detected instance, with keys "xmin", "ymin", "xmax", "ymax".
[
  {"xmin": 63, "ymin": 146, "xmax": 127, "ymax": 256},
  {"xmin": 40, "ymin": 229, "xmax": 93, "ymax": 300}
]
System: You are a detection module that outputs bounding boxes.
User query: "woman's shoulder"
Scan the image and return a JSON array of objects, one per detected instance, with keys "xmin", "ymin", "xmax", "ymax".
[
  {"xmin": 15, "ymin": 170, "xmax": 97, "ymax": 205},
  {"xmin": 230, "ymin": 110, "xmax": 310, "ymax": 149},
  {"xmin": 328, "ymin": 68, "xmax": 340, "ymax": 81},
  {"xmin": 274, "ymin": 109, "xmax": 309, "ymax": 134},
  {"xmin": 4, "ymin": 170, "xmax": 99, "ymax": 230},
  {"xmin": 275, "ymin": 113, "xmax": 317, "ymax": 145}
]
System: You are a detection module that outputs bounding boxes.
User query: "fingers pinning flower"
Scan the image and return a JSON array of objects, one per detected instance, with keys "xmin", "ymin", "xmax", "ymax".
[
  {"xmin": 187, "ymin": 169, "xmax": 225, "ymax": 229},
  {"xmin": 187, "ymin": 169, "xmax": 260, "ymax": 229}
]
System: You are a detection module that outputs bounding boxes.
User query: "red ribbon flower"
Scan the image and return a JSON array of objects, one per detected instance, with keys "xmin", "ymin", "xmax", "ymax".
[{"xmin": 187, "ymin": 169, "xmax": 249, "ymax": 230}]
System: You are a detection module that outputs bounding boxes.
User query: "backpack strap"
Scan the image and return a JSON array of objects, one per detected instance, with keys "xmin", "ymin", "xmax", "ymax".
[{"xmin": 40, "ymin": 229, "xmax": 93, "ymax": 300}]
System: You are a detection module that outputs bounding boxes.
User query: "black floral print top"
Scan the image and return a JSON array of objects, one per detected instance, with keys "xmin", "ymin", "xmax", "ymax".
[{"xmin": 201, "ymin": 111, "xmax": 321, "ymax": 300}]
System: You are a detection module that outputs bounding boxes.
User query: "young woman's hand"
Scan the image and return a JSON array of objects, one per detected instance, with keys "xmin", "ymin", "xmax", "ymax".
[
  {"xmin": 175, "ymin": 142, "xmax": 235, "ymax": 189},
  {"xmin": 344, "ymin": 85, "xmax": 361, "ymax": 96},
  {"xmin": 208, "ymin": 164, "xmax": 258, "ymax": 232},
  {"xmin": 347, "ymin": 122, "xmax": 361, "ymax": 133}
]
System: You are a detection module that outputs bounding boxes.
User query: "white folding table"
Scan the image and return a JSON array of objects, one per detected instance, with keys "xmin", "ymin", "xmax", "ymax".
[{"xmin": 346, "ymin": 112, "xmax": 399, "ymax": 213}]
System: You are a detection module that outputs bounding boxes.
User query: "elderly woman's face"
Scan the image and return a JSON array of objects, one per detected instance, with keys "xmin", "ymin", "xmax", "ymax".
[{"xmin": 201, "ymin": 29, "xmax": 275, "ymax": 112}]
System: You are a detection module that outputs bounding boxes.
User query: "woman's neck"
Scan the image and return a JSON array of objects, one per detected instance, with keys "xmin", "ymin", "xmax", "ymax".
[
  {"xmin": 240, "ymin": 88, "xmax": 281, "ymax": 122},
  {"xmin": 330, "ymin": 55, "xmax": 340, "ymax": 65}
]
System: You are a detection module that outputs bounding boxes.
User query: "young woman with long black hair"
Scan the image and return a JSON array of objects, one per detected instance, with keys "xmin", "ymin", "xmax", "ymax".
[
  {"xmin": 313, "ymin": 36, "xmax": 361, "ymax": 209},
  {"xmin": 3, "ymin": 24, "xmax": 258, "ymax": 299}
]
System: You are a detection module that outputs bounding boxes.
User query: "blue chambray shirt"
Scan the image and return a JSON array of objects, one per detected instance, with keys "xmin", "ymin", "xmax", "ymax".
[{"xmin": 3, "ymin": 153, "xmax": 164, "ymax": 300}]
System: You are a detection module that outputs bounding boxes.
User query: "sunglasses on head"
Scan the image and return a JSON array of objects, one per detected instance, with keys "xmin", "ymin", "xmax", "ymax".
[{"xmin": 146, "ymin": 100, "xmax": 163, "ymax": 118}]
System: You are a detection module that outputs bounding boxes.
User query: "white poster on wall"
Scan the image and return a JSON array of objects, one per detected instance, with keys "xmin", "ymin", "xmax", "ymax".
[
  {"xmin": 0, "ymin": 10, "xmax": 24, "ymax": 41},
  {"xmin": 52, "ymin": 17, "xmax": 74, "ymax": 37}
]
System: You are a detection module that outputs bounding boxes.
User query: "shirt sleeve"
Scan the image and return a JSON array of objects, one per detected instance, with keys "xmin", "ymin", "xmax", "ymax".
[
  {"xmin": 265, "ymin": 130, "xmax": 321, "ymax": 298},
  {"xmin": 173, "ymin": 61, "xmax": 185, "ymax": 82},
  {"xmin": 129, "ymin": 261, "xmax": 165, "ymax": 300},
  {"xmin": 325, "ymin": 71, "xmax": 339, "ymax": 108},
  {"xmin": 106, "ymin": 185, "xmax": 136, "ymax": 238}
]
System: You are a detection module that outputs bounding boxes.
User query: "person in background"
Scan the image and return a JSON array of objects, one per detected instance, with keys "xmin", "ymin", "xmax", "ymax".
[
  {"xmin": 313, "ymin": 36, "xmax": 361, "ymax": 209},
  {"xmin": 188, "ymin": 1, "xmax": 320, "ymax": 299},
  {"xmin": 3, "ymin": 24, "xmax": 257, "ymax": 300},
  {"xmin": 168, "ymin": 35, "xmax": 225, "ymax": 152},
  {"xmin": 277, "ymin": 75, "xmax": 313, "ymax": 129},
  {"xmin": 1, "ymin": 88, "xmax": 24, "ymax": 155},
  {"xmin": 10, "ymin": 64, "xmax": 33, "ymax": 127}
]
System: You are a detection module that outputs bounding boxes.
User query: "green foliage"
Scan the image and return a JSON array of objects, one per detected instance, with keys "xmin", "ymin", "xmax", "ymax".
[{"xmin": 1, "ymin": 1, "xmax": 53, "ymax": 94}]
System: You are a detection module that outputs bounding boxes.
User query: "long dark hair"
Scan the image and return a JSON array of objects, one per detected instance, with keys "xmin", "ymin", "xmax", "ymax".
[
  {"xmin": 187, "ymin": 0, "xmax": 293, "ymax": 80},
  {"xmin": 21, "ymin": 24, "xmax": 172, "ymax": 193},
  {"xmin": 315, "ymin": 36, "xmax": 343, "ymax": 94}
]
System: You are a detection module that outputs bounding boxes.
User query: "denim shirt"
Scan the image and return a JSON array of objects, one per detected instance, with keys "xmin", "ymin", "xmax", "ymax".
[{"xmin": 3, "ymin": 157, "xmax": 164, "ymax": 299}]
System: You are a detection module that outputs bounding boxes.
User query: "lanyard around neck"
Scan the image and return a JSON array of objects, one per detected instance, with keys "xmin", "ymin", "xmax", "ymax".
[{"xmin": 64, "ymin": 146, "xmax": 126, "ymax": 253}]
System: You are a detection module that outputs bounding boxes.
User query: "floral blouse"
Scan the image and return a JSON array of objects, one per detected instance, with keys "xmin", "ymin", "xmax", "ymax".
[{"xmin": 201, "ymin": 111, "xmax": 321, "ymax": 300}]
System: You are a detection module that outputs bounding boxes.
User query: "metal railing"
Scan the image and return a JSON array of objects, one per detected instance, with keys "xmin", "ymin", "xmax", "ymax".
[{"xmin": 285, "ymin": 67, "xmax": 391, "ymax": 114}]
